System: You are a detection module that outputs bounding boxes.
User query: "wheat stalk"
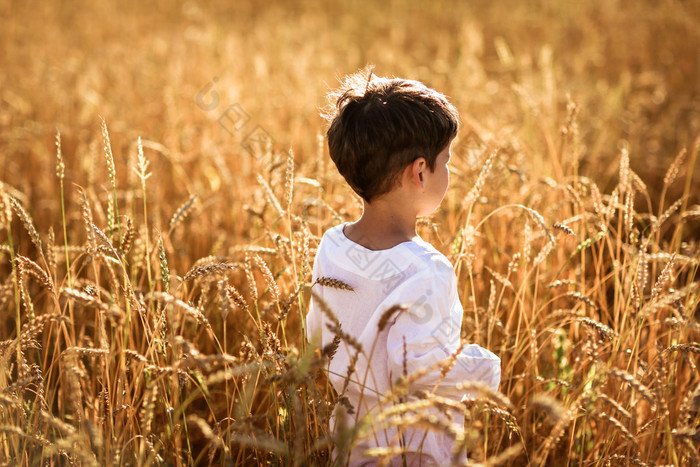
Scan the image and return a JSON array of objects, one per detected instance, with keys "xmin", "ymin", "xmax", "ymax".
[
  {"xmin": 650, "ymin": 253, "xmax": 676, "ymax": 301},
  {"xmin": 183, "ymin": 262, "xmax": 236, "ymax": 282},
  {"xmin": 463, "ymin": 149, "xmax": 498, "ymax": 211},
  {"xmin": 314, "ymin": 276, "xmax": 354, "ymax": 291},
  {"xmin": 9, "ymin": 197, "xmax": 43, "ymax": 255},
  {"xmin": 168, "ymin": 193, "xmax": 197, "ymax": 235},
  {"xmin": 253, "ymin": 254, "xmax": 280, "ymax": 303}
]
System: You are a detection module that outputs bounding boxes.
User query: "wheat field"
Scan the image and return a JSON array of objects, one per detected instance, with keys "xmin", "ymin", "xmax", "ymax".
[{"xmin": 0, "ymin": 0, "xmax": 699, "ymax": 465}]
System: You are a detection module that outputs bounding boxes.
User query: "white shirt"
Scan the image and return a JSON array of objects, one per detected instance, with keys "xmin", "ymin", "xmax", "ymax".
[{"xmin": 306, "ymin": 223, "xmax": 501, "ymax": 466}]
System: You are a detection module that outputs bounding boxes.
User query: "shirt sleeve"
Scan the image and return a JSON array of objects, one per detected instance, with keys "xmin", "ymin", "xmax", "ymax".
[{"xmin": 383, "ymin": 267, "xmax": 501, "ymax": 398}]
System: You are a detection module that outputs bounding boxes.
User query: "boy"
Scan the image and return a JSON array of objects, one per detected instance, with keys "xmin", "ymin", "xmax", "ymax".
[{"xmin": 306, "ymin": 69, "xmax": 501, "ymax": 466}]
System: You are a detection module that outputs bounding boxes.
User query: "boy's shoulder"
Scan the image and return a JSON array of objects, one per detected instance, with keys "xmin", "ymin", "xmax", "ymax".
[{"xmin": 316, "ymin": 223, "xmax": 455, "ymax": 281}]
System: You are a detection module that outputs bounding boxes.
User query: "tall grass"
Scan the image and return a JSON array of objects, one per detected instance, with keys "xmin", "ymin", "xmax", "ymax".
[{"xmin": 0, "ymin": 0, "xmax": 698, "ymax": 465}]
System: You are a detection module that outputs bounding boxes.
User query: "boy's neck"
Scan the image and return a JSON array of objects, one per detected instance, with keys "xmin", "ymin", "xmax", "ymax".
[{"xmin": 343, "ymin": 196, "xmax": 419, "ymax": 250}]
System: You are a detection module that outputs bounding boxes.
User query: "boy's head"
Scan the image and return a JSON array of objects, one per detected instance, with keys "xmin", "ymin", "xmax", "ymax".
[{"xmin": 325, "ymin": 69, "xmax": 460, "ymax": 203}]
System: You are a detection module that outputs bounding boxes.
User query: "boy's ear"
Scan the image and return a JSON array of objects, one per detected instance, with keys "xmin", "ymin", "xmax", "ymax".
[{"xmin": 411, "ymin": 157, "xmax": 427, "ymax": 188}]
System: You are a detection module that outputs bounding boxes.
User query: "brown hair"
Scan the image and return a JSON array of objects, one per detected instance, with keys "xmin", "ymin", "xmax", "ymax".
[{"xmin": 325, "ymin": 69, "xmax": 459, "ymax": 202}]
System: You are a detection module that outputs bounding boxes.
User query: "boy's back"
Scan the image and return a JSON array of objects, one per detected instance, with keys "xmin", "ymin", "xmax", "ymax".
[{"xmin": 308, "ymin": 224, "xmax": 500, "ymax": 465}]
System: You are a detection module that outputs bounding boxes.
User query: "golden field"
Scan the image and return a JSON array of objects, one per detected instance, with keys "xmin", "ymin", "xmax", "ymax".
[{"xmin": 0, "ymin": 0, "xmax": 699, "ymax": 465}]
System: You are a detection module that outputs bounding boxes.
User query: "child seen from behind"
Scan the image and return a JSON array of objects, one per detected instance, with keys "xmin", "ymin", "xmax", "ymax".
[{"xmin": 307, "ymin": 69, "xmax": 501, "ymax": 466}]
